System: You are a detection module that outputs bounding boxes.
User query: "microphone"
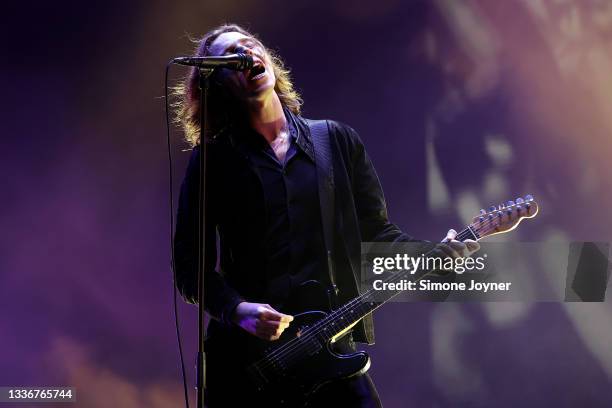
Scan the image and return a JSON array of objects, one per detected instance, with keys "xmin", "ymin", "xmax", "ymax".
[{"xmin": 172, "ymin": 53, "xmax": 254, "ymax": 71}]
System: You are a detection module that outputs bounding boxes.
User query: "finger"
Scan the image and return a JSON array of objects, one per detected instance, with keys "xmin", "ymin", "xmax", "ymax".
[
  {"xmin": 429, "ymin": 248, "xmax": 451, "ymax": 265},
  {"xmin": 255, "ymin": 324, "xmax": 276, "ymax": 336},
  {"xmin": 260, "ymin": 309, "xmax": 293, "ymax": 323},
  {"xmin": 429, "ymin": 248, "xmax": 444, "ymax": 261},
  {"xmin": 258, "ymin": 320, "xmax": 290, "ymax": 331},
  {"xmin": 259, "ymin": 308, "xmax": 293, "ymax": 323},
  {"xmin": 257, "ymin": 325, "xmax": 287, "ymax": 340},
  {"xmin": 442, "ymin": 229, "xmax": 457, "ymax": 243},
  {"xmin": 448, "ymin": 240, "xmax": 467, "ymax": 257},
  {"xmin": 428, "ymin": 248, "xmax": 453, "ymax": 271},
  {"xmin": 438, "ymin": 243, "xmax": 460, "ymax": 258},
  {"xmin": 257, "ymin": 327, "xmax": 280, "ymax": 338},
  {"xmin": 255, "ymin": 330, "xmax": 280, "ymax": 341},
  {"xmin": 437, "ymin": 243, "xmax": 461, "ymax": 259},
  {"xmin": 464, "ymin": 239, "xmax": 480, "ymax": 254}
]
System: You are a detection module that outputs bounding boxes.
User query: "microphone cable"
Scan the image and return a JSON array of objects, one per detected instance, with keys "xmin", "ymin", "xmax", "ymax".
[{"xmin": 164, "ymin": 61, "xmax": 191, "ymax": 408}]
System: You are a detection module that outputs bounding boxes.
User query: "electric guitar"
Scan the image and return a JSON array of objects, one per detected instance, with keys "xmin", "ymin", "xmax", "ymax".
[{"xmin": 207, "ymin": 195, "xmax": 539, "ymax": 407}]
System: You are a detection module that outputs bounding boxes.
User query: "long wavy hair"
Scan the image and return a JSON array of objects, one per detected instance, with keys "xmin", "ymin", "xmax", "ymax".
[{"xmin": 173, "ymin": 24, "xmax": 303, "ymax": 147}]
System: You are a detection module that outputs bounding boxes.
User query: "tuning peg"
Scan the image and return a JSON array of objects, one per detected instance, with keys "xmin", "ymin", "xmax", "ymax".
[
  {"xmin": 525, "ymin": 194, "xmax": 533, "ymax": 202},
  {"xmin": 479, "ymin": 216, "xmax": 485, "ymax": 223},
  {"xmin": 498, "ymin": 204, "xmax": 504, "ymax": 210},
  {"xmin": 480, "ymin": 209, "xmax": 486, "ymax": 215},
  {"xmin": 489, "ymin": 206, "xmax": 497, "ymax": 212},
  {"xmin": 516, "ymin": 197, "xmax": 524, "ymax": 204},
  {"xmin": 506, "ymin": 200, "xmax": 515, "ymax": 207}
]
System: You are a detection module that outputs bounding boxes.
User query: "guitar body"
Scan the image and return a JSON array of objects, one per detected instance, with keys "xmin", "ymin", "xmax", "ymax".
[
  {"xmin": 251, "ymin": 310, "xmax": 370, "ymax": 407},
  {"xmin": 205, "ymin": 282, "xmax": 370, "ymax": 407}
]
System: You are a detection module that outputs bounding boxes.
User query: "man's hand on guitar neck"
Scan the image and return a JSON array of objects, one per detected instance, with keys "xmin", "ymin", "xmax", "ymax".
[
  {"xmin": 433, "ymin": 229, "xmax": 480, "ymax": 260},
  {"xmin": 231, "ymin": 302, "xmax": 294, "ymax": 341}
]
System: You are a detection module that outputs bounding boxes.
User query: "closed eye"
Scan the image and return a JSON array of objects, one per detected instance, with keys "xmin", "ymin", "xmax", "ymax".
[{"xmin": 224, "ymin": 39, "xmax": 264, "ymax": 56}]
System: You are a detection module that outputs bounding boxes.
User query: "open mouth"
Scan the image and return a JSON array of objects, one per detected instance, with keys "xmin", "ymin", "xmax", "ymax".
[{"xmin": 248, "ymin": 63, "xmax": 266, "ymax": 81}]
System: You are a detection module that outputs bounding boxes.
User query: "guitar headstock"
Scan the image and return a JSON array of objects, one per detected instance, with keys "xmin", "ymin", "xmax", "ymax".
[{"xmin": 470, "ymin": 195, "xmax": 539, "ymax": 239}]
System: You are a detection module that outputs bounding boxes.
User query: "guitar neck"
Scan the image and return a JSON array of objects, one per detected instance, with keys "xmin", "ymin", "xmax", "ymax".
[
  {"xmin": 308, "ymin": 193, "xmax": 539, "ymax": 343},
  {"xmin": 312, "ymin": 226, "xmax": 478, "ymax": 342}
]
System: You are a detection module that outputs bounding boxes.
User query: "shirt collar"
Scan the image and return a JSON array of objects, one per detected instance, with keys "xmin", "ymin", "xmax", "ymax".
[
  {"xmin": 284, "ymin": 106, "xmax": 314, "ymax": 162},
  {"xmin": 228, "ymin": 105, "xmax": 315, "ymax": 162}
]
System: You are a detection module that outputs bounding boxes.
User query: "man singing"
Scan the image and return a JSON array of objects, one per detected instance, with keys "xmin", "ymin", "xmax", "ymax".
[{"xmin": 173, "ymin": 24, "xmax": 477, "ymax": 407}]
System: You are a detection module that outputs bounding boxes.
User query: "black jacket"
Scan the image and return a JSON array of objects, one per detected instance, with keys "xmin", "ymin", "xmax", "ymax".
[{"xmin": 174, "ymin": 113, "xmax": 427, "ymax": 344}]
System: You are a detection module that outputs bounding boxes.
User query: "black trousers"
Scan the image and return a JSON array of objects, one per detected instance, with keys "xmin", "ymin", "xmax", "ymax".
[
  {"xmin": 205, "ymin": 333, "xmax": 382, "ymax": 407},
  {"xmin": 306, "ymin": 372, "xmax": 382, "ymax": 408},
  {"xmin": 205, "ymin": 372, "xmax": 381, "ymax": 408}
]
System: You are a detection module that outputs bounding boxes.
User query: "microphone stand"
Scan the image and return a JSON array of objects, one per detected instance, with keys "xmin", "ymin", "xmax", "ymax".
[{"xmin": 196, "ymin": 66, "xmax": 214, "ymax": 408}]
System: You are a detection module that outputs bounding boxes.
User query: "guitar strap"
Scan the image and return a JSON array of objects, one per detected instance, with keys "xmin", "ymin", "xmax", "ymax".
[{"xmin": 306, "ymin": 119, "xmax": 339, "ymax": 295}]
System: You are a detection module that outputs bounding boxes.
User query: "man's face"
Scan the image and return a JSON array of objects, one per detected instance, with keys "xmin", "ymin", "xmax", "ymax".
[{"xmin": 208, "ymin": 31, "xmax": 276, "ymax": 102}]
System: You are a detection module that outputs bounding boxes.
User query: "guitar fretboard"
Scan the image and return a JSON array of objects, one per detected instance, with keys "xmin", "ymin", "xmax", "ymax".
[{"xmin": 305, "ymin": 225, "xmax": 479, "ymax": 343}]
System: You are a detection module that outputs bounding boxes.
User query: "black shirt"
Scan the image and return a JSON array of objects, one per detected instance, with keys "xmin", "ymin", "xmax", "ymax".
[{"xmin": 233, "ymin": 112, "xmax": 328, "ymax": 303}]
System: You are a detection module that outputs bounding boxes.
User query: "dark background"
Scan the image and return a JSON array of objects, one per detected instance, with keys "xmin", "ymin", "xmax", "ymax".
[{"xmin": 3, "ymin": 1, "xmax": 612, "ymax": 406}]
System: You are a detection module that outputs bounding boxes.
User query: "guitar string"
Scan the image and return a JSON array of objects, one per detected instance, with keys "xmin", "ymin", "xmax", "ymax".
[
  {"xmin": 252, "ymin": 216, "xmax": 501, "ymax": 372},
  {"xmin": 255, "ymin": 253, "xmax": 466, "ymax": 374},
  {"xmin": 252, "ymin": 242, "xmax": 461, "ymax": 373},
  {"xmin": 252, "ymin": 234, "xmax": 475, "ymax": 371},
  {"xmin": 252, "ymin": 215, "xmax": 506, "ymax": 372},
  {"xmin": 253, "ymin": 206, "xmax": 529, "ymax": 372},
  {"xmin": 260, "ymin": 220, "xmax": 492, "ymax": 351}
]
